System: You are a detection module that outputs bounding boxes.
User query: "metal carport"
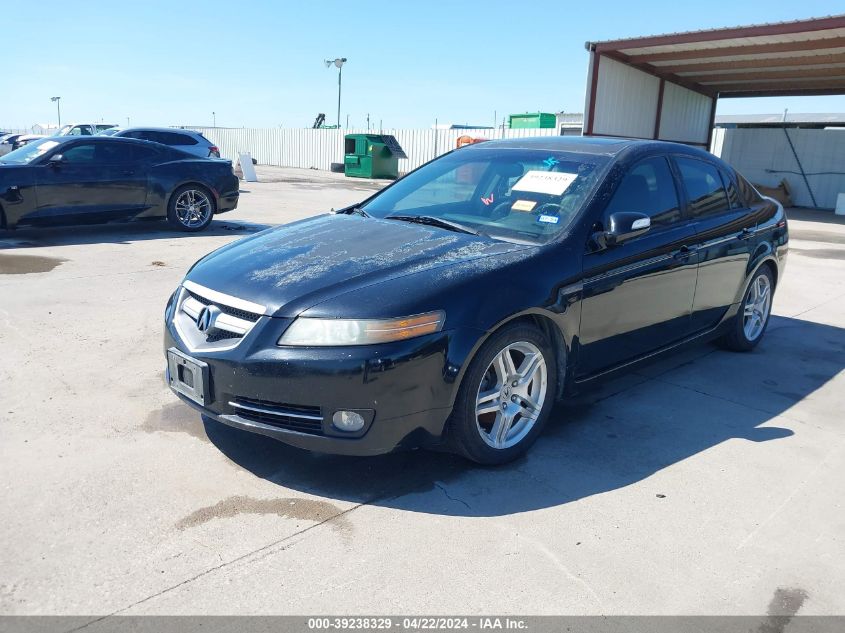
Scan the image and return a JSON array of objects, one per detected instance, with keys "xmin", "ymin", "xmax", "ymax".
[{"xmin": 583, "ymin": 15, "xmax": 845, "ymax": 148}]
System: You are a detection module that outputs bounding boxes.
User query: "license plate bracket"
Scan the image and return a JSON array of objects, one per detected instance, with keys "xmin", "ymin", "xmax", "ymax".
[{"xmin": 167, "ymin": 348, "xmax": 210, "ymax": 406}]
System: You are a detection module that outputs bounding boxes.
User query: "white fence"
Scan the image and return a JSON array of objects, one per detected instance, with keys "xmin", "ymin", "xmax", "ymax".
[
  {"xmin": 712, "ymin": 127, "xmax": 845, "ymax": 209},
  {"xmin": 190, "ymin": 127, "xmax": 559, "ymax": 173}
]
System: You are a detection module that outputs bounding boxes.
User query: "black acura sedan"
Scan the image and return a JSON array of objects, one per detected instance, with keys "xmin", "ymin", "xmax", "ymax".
[
  {"xmin": 0, "ymin": 136, "xmax": 238, "ymax": 232},
  {"xmin": 164, "ymin": 137, "xmax": 787, "ymax": 464}
]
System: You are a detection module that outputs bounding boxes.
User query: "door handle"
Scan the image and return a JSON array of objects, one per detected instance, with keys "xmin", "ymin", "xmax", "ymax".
[
  {"xmin": 673, "ymin": 245, "xmax": 697, "ymax": 260},
  {"xmin": 121, "ymin": 170, "xmax": 136, "ymax": 176},
  {"xmin": 738, "ymin": 228, "xmax": 755, "ymax": 240}
]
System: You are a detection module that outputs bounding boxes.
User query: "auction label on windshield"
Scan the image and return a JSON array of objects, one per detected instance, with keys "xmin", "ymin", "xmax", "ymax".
[{"xmin": 512, "ymin": 170, "xmax": 577, "ymax": 196}]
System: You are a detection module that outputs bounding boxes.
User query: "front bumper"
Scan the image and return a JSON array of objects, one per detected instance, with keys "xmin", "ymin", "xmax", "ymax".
[{"xmin": 164, "ymin": 315, "xmax": 471, "ymax": 456}]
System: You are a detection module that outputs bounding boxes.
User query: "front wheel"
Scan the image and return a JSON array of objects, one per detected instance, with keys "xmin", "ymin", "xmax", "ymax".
[
  {"xmin": 167, "ymin": 185, "xmax": 215, "ymax": 232},
  {"xmin": 448, "ymin": 323, "xmax": 557, "ymax": 465},
  {"xmin": 718, "ymin": 266, "xmax": 774, "ymax": 351}
]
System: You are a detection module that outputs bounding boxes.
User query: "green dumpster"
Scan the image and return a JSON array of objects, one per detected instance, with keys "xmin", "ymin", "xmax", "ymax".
[
  {"xmin": 508, "ymin": 112, "xmax": 556, "ymax": 129},
  {"xmin": 343, "ymin": 134, "xmax": 407, "ymax": 179}
]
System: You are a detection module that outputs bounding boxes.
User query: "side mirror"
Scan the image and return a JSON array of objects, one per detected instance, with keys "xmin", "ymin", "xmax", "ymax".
[
  {"xmin": 48, "ymin": 154, "xmax": 65, "ymax": 167},
  {"xmin": 603, "ymin": 212, "xmax": 651, "ymax": 247}
]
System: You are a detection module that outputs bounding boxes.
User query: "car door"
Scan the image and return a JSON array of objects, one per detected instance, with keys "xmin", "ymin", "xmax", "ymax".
[
  {"xmin": 673, "ymin": 156, "xmax": 756, "ymax": 332},
  {"xmin": 577, "ymin": 155, "xmax": 699, "ymax": 377},
  {"xmin": 34, "ymin": 140, "xmax": 148, "ymax": 223}
]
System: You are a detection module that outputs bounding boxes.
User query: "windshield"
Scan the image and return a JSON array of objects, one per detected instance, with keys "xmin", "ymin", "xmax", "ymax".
[
  {"xmin": 0, "ymin": 138, "xmax": 61, "ymax": 164},
  {"xmin": 361, "ymin": 147, "xmax": 607, "ymax": 244}
]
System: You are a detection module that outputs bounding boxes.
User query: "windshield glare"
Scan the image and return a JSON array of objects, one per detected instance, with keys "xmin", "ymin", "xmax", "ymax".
[
  {"xmin": 361, "ymin": 148, "xmax": 606, "ymax": 244},
  {"xmin": 0, "ymin": 139, "xmax": 60, "ymax": 164}
]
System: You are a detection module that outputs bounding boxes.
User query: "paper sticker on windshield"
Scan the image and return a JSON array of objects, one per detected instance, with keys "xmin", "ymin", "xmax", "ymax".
[
  {"xmin": 512, "ymin": 200, "xmax": 536, "ymax": 212},
  {"xmin": 513, "ymin": 171, "xmax": 577, "ymax": 196},
  {"xmin": 538, "ymin": 214, "xmax": 560, "ymax": 224}
]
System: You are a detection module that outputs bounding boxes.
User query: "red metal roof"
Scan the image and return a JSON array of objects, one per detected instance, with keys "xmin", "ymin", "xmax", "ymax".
[{"xmin": 586, "ymin": 14, "xmax": 845, "ymax": 98}]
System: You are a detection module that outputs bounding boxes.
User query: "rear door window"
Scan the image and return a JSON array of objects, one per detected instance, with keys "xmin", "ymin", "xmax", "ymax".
[
  {"xmin": 132, "ymin": 144, "xmax": 159, "ymax": 162},
  {"xmin": 719, "ymin": 169, "xmax": 742, "ymax": 209},
  {"xmin": 604, "ymin": 156, "xmax": 681, "ymax": 229},
  {"xmin": 737, "ymin": 173, "xmax": 764, "ymax": 206},
  {"xmin": 675, "ymin": 156, "xmax": 731, "ymax": 218},
  {"xmin": 97, "ymin": 142, "xmax": 135, "ymax": 164},
  {"xmin": 153, "ymin": 131, "xmax": 198, "ymax": 146}
]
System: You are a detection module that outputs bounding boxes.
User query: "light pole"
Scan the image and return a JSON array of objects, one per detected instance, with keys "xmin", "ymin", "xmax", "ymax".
[
  {"xmin": 50, "ymin": 96, "xmax": 62, "ymax": 128},
  {"xmin": 324, "ymin": 57, "xmax": 347, "ymax": 128},
  {"xmin": 213, "ymin": 111, "xmax": 216, "ymax": 127}
]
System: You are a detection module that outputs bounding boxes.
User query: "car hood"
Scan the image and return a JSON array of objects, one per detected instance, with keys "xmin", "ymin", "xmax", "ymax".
[{"xmin": 185, "ymin": 213, "xmax": 530, "ymax": 317}]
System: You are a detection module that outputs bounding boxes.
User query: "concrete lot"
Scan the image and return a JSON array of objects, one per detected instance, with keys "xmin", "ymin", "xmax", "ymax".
[{"xmin": 1, "ymin": 166, "xmax": 843, "ymax": 616}]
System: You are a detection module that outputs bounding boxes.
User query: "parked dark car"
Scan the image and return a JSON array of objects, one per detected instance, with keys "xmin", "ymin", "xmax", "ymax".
[
  {"xmin": 115, "ymin": 127, "xmax": 220, "ymax": 159},
  {"xmin": 0, "ymin": 136, "xmax": 239, "ymax": 231},
  {"xmin": 164, "ymin": 137, "xmax": 787, "ymax": 464}
]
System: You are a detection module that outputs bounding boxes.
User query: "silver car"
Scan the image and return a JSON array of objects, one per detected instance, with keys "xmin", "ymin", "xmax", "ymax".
[
  {"xmin": 55, "ymin": 123, "xmax": 118, "ymax": 136},
  {"xmin": 115, "ymin": 127, "xmax": 220, "ymax": 158}
]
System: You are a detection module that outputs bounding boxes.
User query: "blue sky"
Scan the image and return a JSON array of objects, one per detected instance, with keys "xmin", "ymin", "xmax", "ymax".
[{"xmin": 2, "ymin": 0, "xmax": 843, "ymax": 130}]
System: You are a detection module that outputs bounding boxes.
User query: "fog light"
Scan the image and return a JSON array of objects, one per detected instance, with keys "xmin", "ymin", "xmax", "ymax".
[{"xmin": 332, "ymin": 410, "xmax": 365, "ymax": 432}]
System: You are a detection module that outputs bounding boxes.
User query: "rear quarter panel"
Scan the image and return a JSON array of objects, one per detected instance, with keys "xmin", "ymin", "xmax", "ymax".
[{"xmin": 145, "ymin": 159, "xmax": 237, "ymax": 216}]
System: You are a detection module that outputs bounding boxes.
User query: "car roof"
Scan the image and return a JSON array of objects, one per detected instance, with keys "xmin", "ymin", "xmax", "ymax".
[
  {"xmin": 121, "ymin": 127, "xmax": 202, "ymax": 135},
  {"xmin": 46, "ymin": 135, "xmax": 161, "ymax": 148},
  {"xmin": 464, "ymin": 135, "xmax": 716, "ymax": 160}
]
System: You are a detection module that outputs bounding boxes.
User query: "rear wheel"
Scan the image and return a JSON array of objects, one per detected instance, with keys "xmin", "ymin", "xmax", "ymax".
[
  {"xmin": 167, "ymin": 185, "xmax": 215, "ymax": 232},
  {"xmin": 449, "ymin": 323, "xmax": 557, "ymax": 465},
  {"xmin": 718, "ymin": 266, "xmax": 774, "ymax": 351}
]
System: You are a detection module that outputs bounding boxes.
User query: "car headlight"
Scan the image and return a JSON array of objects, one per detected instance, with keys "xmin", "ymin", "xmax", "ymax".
[{"xmin": 278, "ymin": 311, "xmax": 445, "ymax": 346}]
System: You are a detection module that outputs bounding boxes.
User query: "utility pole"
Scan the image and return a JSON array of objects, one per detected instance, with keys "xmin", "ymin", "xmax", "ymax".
[{"xmin": 50, "ymin": 96, "xmax": 62, "ymax": 128}]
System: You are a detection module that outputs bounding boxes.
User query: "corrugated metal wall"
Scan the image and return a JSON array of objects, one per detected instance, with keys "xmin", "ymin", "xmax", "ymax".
[
  {"xmin": 585, "ymin": 54, "xmax": 714, "ymax": 147},
  {"xmin": 658, "ymin": 82, "xmax": 711, "ymax": 145},
  {"xmin": 712, "ymin": 127, "xmax": 845, "ymax": 209},
  {"xmin": 592, "ymin": 56, "xmax": 660, "ymax": 139},
  {"xmin": 190, "ymin": 127, "xmax": 558, "ymax": 173}
]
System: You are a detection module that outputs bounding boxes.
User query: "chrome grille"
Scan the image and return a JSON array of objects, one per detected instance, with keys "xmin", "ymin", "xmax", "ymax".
[
  {"xmin": 186, "ymin": 290, "xmax": 261, "ymax": 322},
  {"xmin": 173, "ymin": 281, "xmax": 266, "ymax": 352}
]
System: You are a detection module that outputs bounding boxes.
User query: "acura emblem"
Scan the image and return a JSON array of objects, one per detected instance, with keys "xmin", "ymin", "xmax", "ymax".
[{"xmin": 196, "ymin": 305, "xmax": 221, "ymax": 332}]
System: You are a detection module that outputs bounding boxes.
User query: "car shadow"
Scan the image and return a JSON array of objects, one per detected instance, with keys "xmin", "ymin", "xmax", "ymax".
[
  {"xmin": 0, "ymin": 218, "xmax": 271, "ymax": 249},
  {"xmin": 202, "ymin": 315, "xmax": 843, "ymax": 517}
]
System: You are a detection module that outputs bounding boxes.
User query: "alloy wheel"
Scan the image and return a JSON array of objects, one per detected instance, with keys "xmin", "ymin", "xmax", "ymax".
[
  {"xmin": 743, "ymin": 273, "xmax": 772, "ymax": 341},
  {"xmin": 475, "ymin": 341, "xmax": 548, "ymax": 450},
  {"xmin": 174, "ymin": 189, "xmax": 212, "ymax": 228}
]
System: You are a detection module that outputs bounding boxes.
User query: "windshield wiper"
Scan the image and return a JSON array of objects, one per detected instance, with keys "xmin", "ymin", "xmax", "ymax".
[{"xmin": 384, "ymin": 214, "xmax": 479, "ymax": 236}]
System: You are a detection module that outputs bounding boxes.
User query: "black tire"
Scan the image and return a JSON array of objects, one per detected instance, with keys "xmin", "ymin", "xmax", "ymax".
[
  {"xmin": 448, "ymin": 323, "xmax": 557, "ymax": 465},
  {"xmin": 167, "ymin": 184, "xmax": 216, "ymax": 232},
  {"xmin": 717, "ymin": 266, "xmax": 775, "ymax": 352}
]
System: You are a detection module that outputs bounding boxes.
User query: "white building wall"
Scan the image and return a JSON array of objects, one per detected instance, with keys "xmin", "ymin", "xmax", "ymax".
[
  {"xmin": 658, "ymin": 82, "xmax": 712, "ymax": 145},
  {"xmin": 712, "ymin": 127, "xmax": 845, "ymax": 209},
  {"xmin": 591, "ymin": 56, "xmax": 660, "ymax": 139}
]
